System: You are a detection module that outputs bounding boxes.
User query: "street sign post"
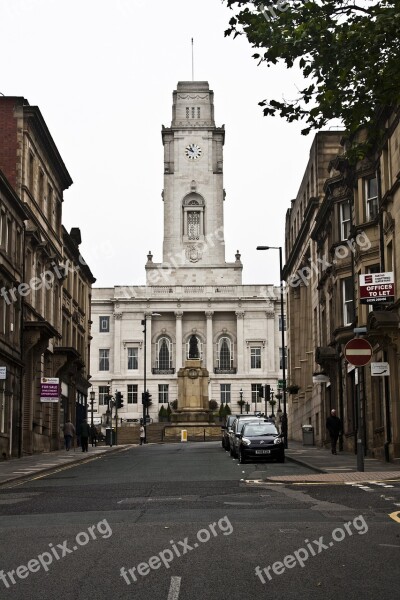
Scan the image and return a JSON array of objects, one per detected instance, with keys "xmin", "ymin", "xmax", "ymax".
[
  {"xmin": 344, "ymin": 338, "xmax": 373, "ymax": 367},
  {"xmin": 345, "ymin": 338, "xmax": 373, "ymax": 472}
]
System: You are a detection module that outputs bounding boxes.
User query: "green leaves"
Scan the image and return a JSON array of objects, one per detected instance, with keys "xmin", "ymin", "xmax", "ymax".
[{"xmin": 223, "ymin": 0, "xmax": 400, "ymax": 155}]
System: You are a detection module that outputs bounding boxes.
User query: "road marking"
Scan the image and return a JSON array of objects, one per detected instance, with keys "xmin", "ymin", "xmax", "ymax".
[
  {"xmin": 379, "ymin": 544, "xmax": 400, "ymax": 548},
  {"xmin": 167, "ymin": 576, "xmax": 181, "ymax": 600},
  {"xmin": 329, "ymin": 542, "xmax": 334, "ymax": 547},
  {"xmin": 389, "ymin": 511, "xmax": 400, "ymax": 524}
]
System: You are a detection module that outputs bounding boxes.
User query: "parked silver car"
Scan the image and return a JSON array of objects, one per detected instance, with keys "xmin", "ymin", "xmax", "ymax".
[{"xmin": 229, "ymin": 415, "xmax": 263, "ymax": 458}]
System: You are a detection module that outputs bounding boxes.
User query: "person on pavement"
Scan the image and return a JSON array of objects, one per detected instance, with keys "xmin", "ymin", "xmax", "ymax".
[
  {"xmin": 90, "ymin": 423, "xmax": 97, "ymax": 447},
  {"xmin": 64, "ymin": 420, "xmax": 75, "ymax": 451},
  {"xmin": 139, "ymin": 425, "xmax": 145, "ymax": 445},
  {"xmin": 326, "ymin": 409, "xmax": 342, "ymax": 455},
  {"xmin": 79, "ymin": 419, "xmax": 91, "ymax": 452}
]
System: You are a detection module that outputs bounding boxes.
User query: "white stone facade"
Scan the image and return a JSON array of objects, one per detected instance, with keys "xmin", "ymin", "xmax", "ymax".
[{"xmin": 90, "ymin": 82, "xmax": 286, "ymax": 421}]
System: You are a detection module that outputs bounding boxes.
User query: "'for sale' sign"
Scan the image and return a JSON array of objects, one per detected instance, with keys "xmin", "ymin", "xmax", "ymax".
[
  {"xmin": 359, "ymin": 272, "xmax": 395, "ymax": 304},
  {"xmin": 40, "ymin": 378, "xmax": 60, "ymax": 403}
]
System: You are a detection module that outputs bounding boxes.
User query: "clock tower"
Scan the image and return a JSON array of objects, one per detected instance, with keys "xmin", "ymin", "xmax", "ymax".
[{"xmin": 146, "ymin": 81, "xmax": 242, "ymax": 286}]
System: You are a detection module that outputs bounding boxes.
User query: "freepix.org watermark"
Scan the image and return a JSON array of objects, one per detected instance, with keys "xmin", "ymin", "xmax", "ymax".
[
  {"xmin": 287, "ymin": 231, "xmax": 372, "ymax": 289},
  {"xmin": 0, "ymin": 519, "xmax": 112, "ymax": 588},
  {"xmin": 120, "ymin": 516, "xmax": 233, "ymax": 585},
  {"xmin": 258, "ymin": 1, "xmax": 290, "ymax": 22},
  {"xmin": 255, "ymin": 514, "xmax": 368, "ymax": 584}
]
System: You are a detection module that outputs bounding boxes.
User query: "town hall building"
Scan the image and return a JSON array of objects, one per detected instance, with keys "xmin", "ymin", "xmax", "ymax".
[{"xmin": 90, "ymin": 81, "xmax": 285, "ymax": 422}]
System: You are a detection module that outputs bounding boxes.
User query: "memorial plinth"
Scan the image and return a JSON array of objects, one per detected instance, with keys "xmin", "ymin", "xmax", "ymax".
[{"xmin": 171, "ymin": 359, "xmax": 210, "ymax": 424}]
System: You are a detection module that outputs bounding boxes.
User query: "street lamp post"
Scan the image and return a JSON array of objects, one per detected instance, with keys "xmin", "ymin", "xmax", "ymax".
[
  {"xmin": 256, "ymin": 245, "xmax": 288, "ymax": 448},
  {"xmin": 141, "ymin": 313, "xmax": 161, "ymax": 443},
  {"xmin": 239, "ymin": 388, "xmax": 243, "ymax": 414}
]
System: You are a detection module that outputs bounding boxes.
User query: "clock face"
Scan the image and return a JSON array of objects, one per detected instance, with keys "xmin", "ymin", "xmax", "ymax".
[{"xmin": 185, "ymin": 143, "xmax": 202, "ymax": 160}]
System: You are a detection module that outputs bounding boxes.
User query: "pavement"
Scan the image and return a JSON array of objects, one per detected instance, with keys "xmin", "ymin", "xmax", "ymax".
[
  {"xmin": 282, "ymin": 439, "xmax": 400, "ymax": 483},
  {"xmin": 1, "ymin": 439, "xmax": 400, "ymax": 486},
  {"xmin": 0, "ymin": 444, "xmax": 131, "ymax": 486}
]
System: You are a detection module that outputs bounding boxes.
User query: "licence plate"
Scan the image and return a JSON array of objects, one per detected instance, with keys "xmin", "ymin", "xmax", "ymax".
[{"xmin": 255, "ymin": 450, "xmax": 271, "ymax": 455}]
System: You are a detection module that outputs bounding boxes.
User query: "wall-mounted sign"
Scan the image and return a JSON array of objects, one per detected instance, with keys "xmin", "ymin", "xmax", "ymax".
[
  {"xmin": 371, "ymin": 362, "xmax": 390, "ymax": 376},
  {"xmin": 313, "ymin": 373, "xmax": 330, "ymax": 383},
  {"xmin": 40, "ymin": 378, "xmax": 60, "ymax": 403},
  {"xmin": 359, "ymin": 272, "xmax": 395, "ymax": 304},
  {"xmin": 0, "ymin": 366, "xmax": 6, "ymax": 380}
]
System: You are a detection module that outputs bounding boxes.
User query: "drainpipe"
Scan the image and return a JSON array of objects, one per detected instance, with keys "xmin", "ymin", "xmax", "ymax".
[
  {"xmin": 377, "ymin": 164, "xmax": 392, "ymax": 461},
  {"xmin": 18, "ymin": 221, "xmax": 26, "ymax": 458}
]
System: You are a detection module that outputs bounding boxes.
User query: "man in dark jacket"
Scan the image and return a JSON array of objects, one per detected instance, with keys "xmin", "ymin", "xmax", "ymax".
[
  {"xmin": 79, "ymin": 419, "xmax": 91, "ymax": 452},
  {"xmin": 326, "ymin": 409, "xmax": 342, "ymax": 455}
]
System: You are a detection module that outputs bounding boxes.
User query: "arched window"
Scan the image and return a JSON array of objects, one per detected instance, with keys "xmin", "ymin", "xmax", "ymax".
[
  {"xmin": 182, "ymin": 193, "xmax": 205, "ymax": 240},
  {"xmin": 186, "ymin": 336, "xmax": 203, "ymax": 360},
  {"xmin": 218, "ymin": 337, "xmax": 233, "ymax": 369},
  {"xmin": 188, "ymin": 211, "xmax": 200, "ymax": 240},
  {"xmin": 157, "ymin": 337, "xmax": 172, "ymax": 370}
]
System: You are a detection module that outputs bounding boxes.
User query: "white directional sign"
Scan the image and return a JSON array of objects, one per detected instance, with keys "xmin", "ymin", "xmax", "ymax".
[
  {"xmin": 0, "ymin": 366, "xmax": 6, "ymax": 380},
  {"xmin": 371, "ymin": 362, "xmax": 390, "ymax": 376}
]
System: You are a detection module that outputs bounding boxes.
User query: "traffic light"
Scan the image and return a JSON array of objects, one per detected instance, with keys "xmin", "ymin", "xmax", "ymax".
[
  {"xmin": 115, "ymin": 391, "xmax": 124, "ymax": 409},
  {"xmin": 145, "ymin": 391, "xmax": 152, "ymax": 406},
  {"xmin": 258, "ymin": 385, "xmax": 264, "ymax": 398},
  {"xmin": 265, "ymin": 384, "xmax": 271, "ymax": 401},
  {"xmin": 105, "ymin": 385, "xmax": 112, "ymax": 404}
]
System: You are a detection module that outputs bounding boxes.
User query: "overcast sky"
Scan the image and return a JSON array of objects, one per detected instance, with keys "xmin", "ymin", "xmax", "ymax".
[{"xmin": 0, "ymin": 0, "xmax": 316, "ymax": 288}]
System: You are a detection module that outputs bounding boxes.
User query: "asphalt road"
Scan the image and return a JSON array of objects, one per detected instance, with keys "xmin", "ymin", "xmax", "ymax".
[{"xmin": 0, "ymin": 442, "xmax": 399, "ymax": 600}]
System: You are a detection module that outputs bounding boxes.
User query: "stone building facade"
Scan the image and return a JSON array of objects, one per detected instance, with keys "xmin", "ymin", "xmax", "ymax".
[
  {"xmin": 0, "ymin": 169, "xmax": 27, "ymax": 458},
  {"xmin": 90, "ymin": 82, "xmax": 286, "ymax": 423},
  {"xmin": 0, "ymin": 97, "xmax": 95, "ymax": 455},
  {"xmin": 58, "ymin": 227, "xmax": 96, "ymax": 439},
  {"xmin": 284, "ymin": 109, "xmax": 400, "ymax": 461}
]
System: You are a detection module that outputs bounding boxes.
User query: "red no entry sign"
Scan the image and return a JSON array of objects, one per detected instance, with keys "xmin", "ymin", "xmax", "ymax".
[{"xmin": 345, "ymin": 338, "xmax": 373, "ymax": 367}]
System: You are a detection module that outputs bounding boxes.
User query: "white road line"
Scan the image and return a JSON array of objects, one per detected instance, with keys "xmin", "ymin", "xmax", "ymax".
[{"xmin": 167, "ymin": 576, "xmax": 181, "ymax": 600}]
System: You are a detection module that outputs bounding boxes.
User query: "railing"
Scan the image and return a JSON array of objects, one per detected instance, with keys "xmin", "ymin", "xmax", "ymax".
[{"xmin": 152, "ymin": 368, "xmax": 175, "ymax": 375}]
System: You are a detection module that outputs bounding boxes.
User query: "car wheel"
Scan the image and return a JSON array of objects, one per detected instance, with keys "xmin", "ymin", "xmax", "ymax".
[
  {"xmin": 222, "ymin": 440, "xmax": 225, "ymax": 449},
  {"xmin": 239, "ymin": 449, "xmax": 246, "ymax": 464},
  {"xmin": 277, "ymin": 454, "xmax": 285, "ymax": 463}
]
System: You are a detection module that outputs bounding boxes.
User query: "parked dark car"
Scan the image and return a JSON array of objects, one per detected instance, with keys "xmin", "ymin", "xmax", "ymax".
[
  {"xmin": 229, "ymin": 415, "xmax": 263, "ymax": 457},
  {"xmin": 221, "ymin": 415, "xmax": 239, "ymax": 450},
  {"xmin": 236, "ymin": 421, "xmax": 285, "ymax": 464}
]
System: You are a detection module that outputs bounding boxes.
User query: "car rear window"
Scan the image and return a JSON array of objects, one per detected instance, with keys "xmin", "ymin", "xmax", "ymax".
[{"xmin": 243, "ymin": 424, "xmax": 278, "ymax": 436}]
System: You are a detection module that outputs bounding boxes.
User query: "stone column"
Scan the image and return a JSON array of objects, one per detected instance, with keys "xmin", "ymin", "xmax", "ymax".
[
  {"xmin": 114, "ymin": 312, "xmax": 122, "ymax": 374},
  {"xmin": 236, "ymin": 311, "xmax": 245, "ymax": 374},
  {"xmin": 265, "ymin": 310, "xmax": 275, "ymax": 372},
  {"xmin": 175, "ymin": 311, "xmax": 183, "ymax": 371},
  {"xmin": 145, "ymin": 313, "xmax": 152, "ymax": 379},
  {"xmin": 205, "ymin": 311, "xmax": 214, "ymax": 373}
]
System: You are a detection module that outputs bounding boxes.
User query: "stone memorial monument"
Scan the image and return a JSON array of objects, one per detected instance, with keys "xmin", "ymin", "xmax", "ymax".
[{"xmin": 171, "ymin": 335, "xmax": 210, "ymax": 424}]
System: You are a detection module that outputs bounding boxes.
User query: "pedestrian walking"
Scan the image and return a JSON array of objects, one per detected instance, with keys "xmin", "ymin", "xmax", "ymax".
[
  {"xmin": 64, "ymin": 420, "xmax": 75, "ymax": 451},
  {"xmin": 90, "ymin": 423, "xmax": 97, "ymax": 447},
  {"xmin": 79, "ymin": 419, "xmax": 91, "ymax": 452},
  {"xmin": 326, "ymin": 409, "xmax": 342, "ymax": 455},
  {"xmin": 139, "ymin": 425, "xmax": 145, "ymax": 445}
]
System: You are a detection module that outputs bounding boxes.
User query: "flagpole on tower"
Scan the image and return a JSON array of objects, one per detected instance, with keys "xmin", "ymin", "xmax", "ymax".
[{"xmin": 191, "ymin": 38, "xmax": 194, "ymax": 81}]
